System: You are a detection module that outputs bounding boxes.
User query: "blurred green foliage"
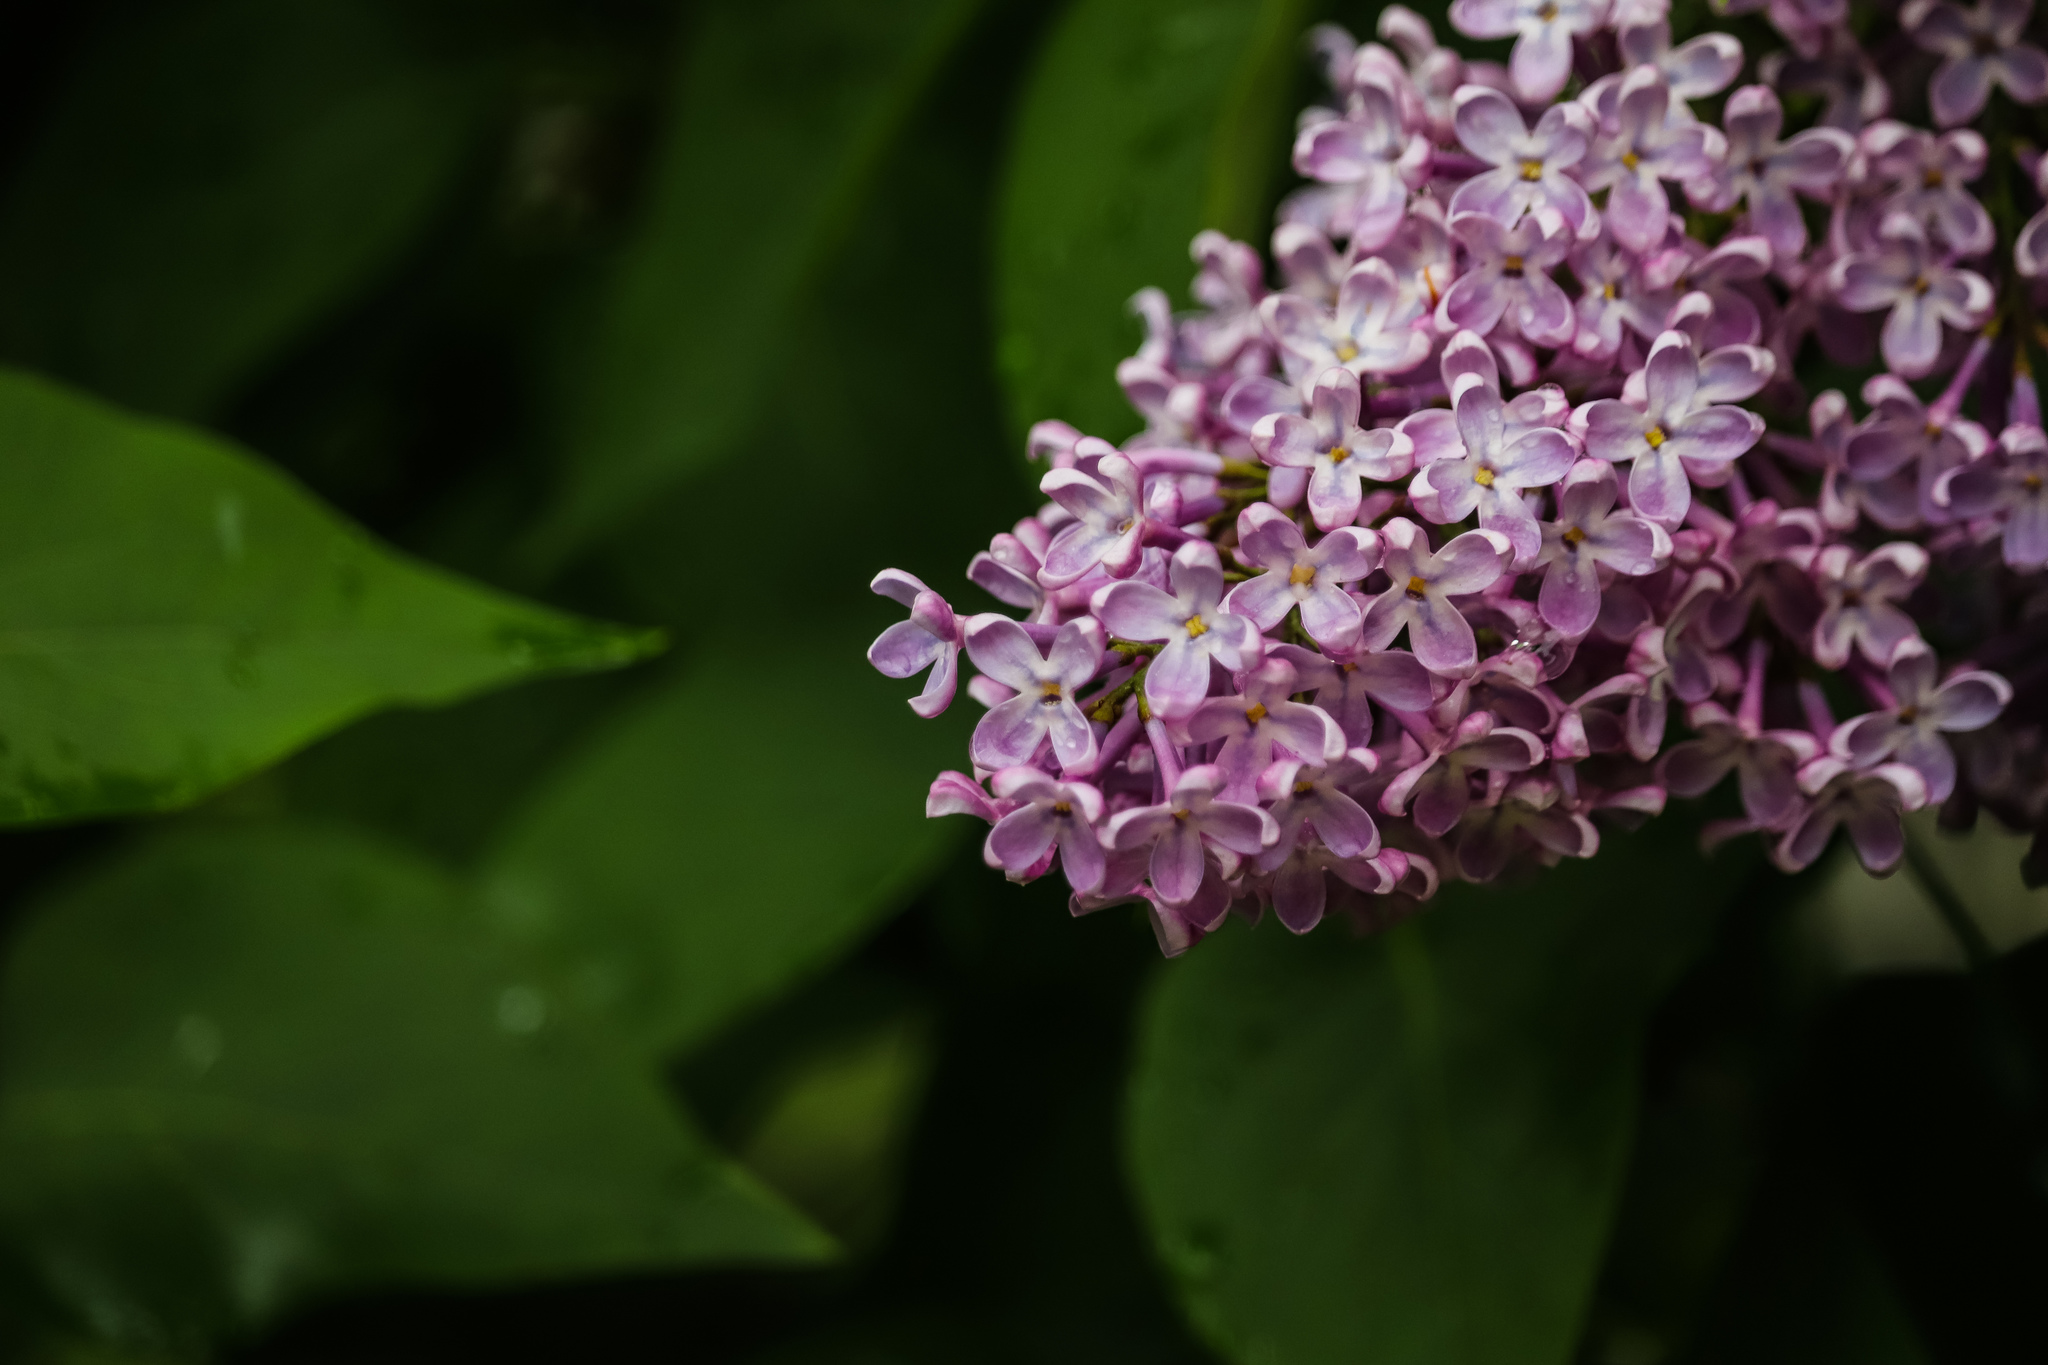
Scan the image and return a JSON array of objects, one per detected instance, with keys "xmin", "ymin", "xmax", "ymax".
[{"xmin": 0, "ymin": 0, "xmax": 2034, "ymax": 1362}]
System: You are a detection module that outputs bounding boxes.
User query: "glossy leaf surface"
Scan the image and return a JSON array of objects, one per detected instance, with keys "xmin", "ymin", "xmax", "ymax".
[
  {"xmin": 1127, "ymin": 824, "xmax": 1756, "ymax": 1365},
  {"xmin": 0, "ymin": 369, "xmax": 656, "ymax": 825},
  {"xmin": 0, "ymin": 825, "xmax": 829, "ymax": 1356}
]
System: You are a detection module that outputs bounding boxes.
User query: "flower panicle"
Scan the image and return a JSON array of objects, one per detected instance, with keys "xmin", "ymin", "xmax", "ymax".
[{"xmin": 871, "ymin": 0, "xmax": 2048, "ymax": 955}]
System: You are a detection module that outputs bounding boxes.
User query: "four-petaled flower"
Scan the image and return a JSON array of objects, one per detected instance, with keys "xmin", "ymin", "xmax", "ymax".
[
  {"xmin": 1107, "ymin": 764, "xmax": 1280, "ymax": 907},
  {"xmin": 1438, "ymin": 207, "xmax": 1577, "ymax": 346},
  {"xmin": 1225, "ymin": 503, "xmax": 1381, "ymax": 649},
  {"xmin": 1577, "ymin": 66, "xmax": 1723, "ymax": 254},
  {"xmin": 1188, "ymin": 658, "xmax": 1349, "ymax": 799},
  {"xmin": 1939, "ymin": 421, "xmax": 2048, "ymax": 566},
  {"xmin": 1449, "ymin": 0, "xmax": 1611, "ymax": 101},
  {"xmin": 1447, "ymin": 86, "xmax": 1596, "ymax": 237},
  {"xmin": 1579, "ymin": 330, "xmax": 1767, "ymax": 525},
  {"xmin": 1381, "ymin": 709, "xmax": 1548, "ymax": 835},
  {"xmin": 1411, "ymin": 373, "xmax": 1580, "ymax": 562},
  {"xmin": 1252, "ymin": 366, "xmax": 1416, "ymax": 529},
  {"xmin": 1037, "ymin": 452, "xmax": 1147, "ymax": 587},
  {"xmin": 1903, "ymin": 0, "xmax": 2048, "ymax": 127},
  {"xmin": 1360, "ymin": 518, "xmax": 1511, "ymax": 675},
  {"xmin": 1806, "ymin": 542, "xmax": 1930, "ymax": 668},
  {"xmin": 1831, "ymin": 639, "xmax": 2011, "ymax": 801},
  {"xmin": 1264, "ymin": 258, "xmax": 1435, "ymax": 384},
  {"xmin": 1534, "ymin": 459, "xmax": 1671, "ymax": 636},
  {"xmin": 1291, "ymin": 78, "xmax": 1434, "ymax": 249},
  {"xmin": 983, "ymin": 768, "xmax": 1108, "ymax": 894},
  {"xmin": 868, "ymin": 570, "xmax": 961, "ymax": 718},
  {"xmin": 1776, "ymin": 756, "xmax": 1929, "ymax": 873},
  {"xmin": 1095, "ymin": 541, "xmax": 1262, "ymax": 716},
  {"xmin": 1828, "ymin": 214, "xmax": 1994, "ymax": 378},
  {"xmin": 963, "ymin": 616, "xmax": 1106, "ymax": 772},
  {"xmin": 1699, "ymin": 85, "xmax": 1852, "ymax": 256}
]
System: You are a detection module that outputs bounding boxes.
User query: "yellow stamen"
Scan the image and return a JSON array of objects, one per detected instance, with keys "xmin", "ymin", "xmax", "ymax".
[
  {"xmin": 1052, "ymin": 801, "xmax": 1072, "ymax": 814},
  {"xmin": 1913, "ymin": 275, "xmax": 1932, "ymax": 295},
  {"xmin": 1289, "ymin": 563, "xmax": 1317, "ymax": 585},
  {"xmin": 1040, "ymin": 680, "xmax": 1063, "ymax": 697},
  {"xmin": 1405, "ymin": 575, "xmax": 1428, "ymax": 598},
  {"xmin": 1621, "ymin": 150, "xmax": 1640, "ymax": 170},
  {"xmin": 1563, "ymin": 525, "xmax": 1587, "ymax": 544},
  {"xmin": 1328, "ymin": 444, "xmax": 1351, "ymax": 464},
  {"xmin": 1537, "ymin": 1, "xmax": 1558, "ymax": 17},
  {"xmin": 1294, "ymin": 779, "xmax": 1315, "ymax": 795},
  {"xmin": 1245, "ymin": 703, "xmax": 1268, "ymax": 724},
  {"xmin": 1603, "ymin": 282, "xmax": 1618, "ymax": 299},
  {"xmin": 1336, "ymin": 341, "xmax": 1360, "ymax": 361},
  {"xmin": 1923, "ymin": 167, "xmax": 1944, "ymax": 188},
  {"xmin": 2026, "ymin": 473, "xmax": 2045, "ymax": 490},
  {"xmin": 1644, "ymin": 426, "xmax": 1666, "ymax": 448},
  {"xmin": 1925, "ymin": 421, "xmax": 1943, "ymax": 437},
  {"xmin": 1520, "ymin": 159, "xmax": 1544, "ymax": 181},
  {"xmin": 1474, "ymin": 467, "xmax": 1496, "ymax": 487},
  {"xmin": 1184, "ymin": 615, "xmax": 1209, "ymax": 638},
  {"xmin": 1502, "ymin": 253, "xmax": 1525, "ymax": 274}
]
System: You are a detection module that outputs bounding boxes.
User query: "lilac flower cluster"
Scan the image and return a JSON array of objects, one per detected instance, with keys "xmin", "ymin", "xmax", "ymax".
[{"xmin": 871, "ymin": 0, "xmax": 2048, "ymax": 954}]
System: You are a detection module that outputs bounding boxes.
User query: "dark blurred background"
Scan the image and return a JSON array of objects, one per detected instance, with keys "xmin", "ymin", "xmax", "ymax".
[{"xmin": 0, "ymin": 2, "xmax": 2042, "ymax": 1362}]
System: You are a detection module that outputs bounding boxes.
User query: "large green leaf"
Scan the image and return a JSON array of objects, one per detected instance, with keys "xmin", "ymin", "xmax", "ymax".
[
  {"xmin": 0, "ymin": 368, "xmax": 656, "ymax": 825},
  {"xmin": 530, "ymin": 0, "xmax": 984, "ymax": 560},
  {"xmin": 1126, "ymin": 823, "xmax": 1758, "ymax": 1365},
  {"xmin": 994, "ymin": 0, "xmax": 1312, "ymax": 441},
  {"xmin": 0, "ymin": 0, "xmax": 481, "ymax": 419},
  {"xmin": 479, "ymin": 639, "xmax": 969, "ymax": 1059},
  {"xmin": 0, "ymin": 824, "xmax": 829, "ymax": 1358}
]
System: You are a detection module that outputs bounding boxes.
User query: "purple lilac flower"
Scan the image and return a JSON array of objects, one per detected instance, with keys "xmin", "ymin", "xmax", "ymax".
[
  {"xmin": 1289, "ymin": 78, "xmax": 1433, "ymax": 249},
  {"xmin": 1579, "ymin": 331, "xmax": 1767, "ymax": 525},
  {"xmin": 1903, "ymin": 0, "xmax": 2048, "ymax": 128},
  {"xmin": 1106, "ymin": 764, "xmax": 1279, "ymax": 909},
  {"xmin": 963, "ymin": 615, "xmax": 1105, "ymax": 772},
  {"xmin": 1576, "ymin": 67, "xmax": 1723, "ymax": 255},
  {"xmin": 879, "ymin": 6, "xmax": 2033, "ymax": 953},
  {"xmin": 1359, "ymin": 518, "xmax": 1511, "ymax": 675},
  {"xmin": 984, "ymin": 768, "xmax": 1107, "ymax": 894},
  {"xmin": 1806, "ymin": 542, "xmax": 1929, "ymax": 668},
  {"xmin": 1447, "ymin": 86, "xmax": 1596, "ymax": 237},
  {"xmin": 1094, "ymin": 541, "xmax": 1261, "ymax": 717},
  {"xmin": 1381, "ymin": 709, "xmax": 1548, "ymax": 836},
  {"xmin": 1535, "ymin": 459, "xmax": 1670, "ymax": 635},
  {"xmin": 1828, "ymin": 215, "xmax": 1994, "ymax": 377},
  {"xmin": 1252, "ymin": 366, "xmax": 1415, "ymax": 528},
  {"xmin": 868, "ymin": 570, "xmax": 961, "ymax": 718},
  {"xmin": 1776, "ymin": 757, "xmax": 1929, "ymax": 873},
  {"xmin": 1939, "ymin": 421, "xmax": 2048, "ymax": 566},
  {"xmin": 1658, "ymin": 643, "xmax": 1821, "ymax": 827},
  {"xmin": 1832, "ymin": 640, "xmax": 2012, "ymax": 801},
  {"xmin": 1437, "ymin": 207, "xmax": 1576, "ymax": 347},
  {"xmin": 1699, "ymin": 86, "xmax": 1853, "ymax": 257},
  {"xmin": 1617, "ymin": 18, "xmax": 1744, "ymax": 97},
  {"xmin": 1410, "ymin": 373, "xmax": 1579, "ymax": 562},
  {"xmin": 1449, "ymin": 0, "xmax": 1610, "ymax": 101},
  {"xmin": 1225, "ymin": 503, "xmax": 1381, "ymax": 649},
  {"xmin": 1862, "ymin": 123, "xmax": 1995, "ymax": 256},
  {"xmin": 1189, "ymin": 658, "xmax": 1348, "ymax": 799},
  {"xmin": 1263, "ymin": 258, "xmax": 1435, "ymax": 381}
]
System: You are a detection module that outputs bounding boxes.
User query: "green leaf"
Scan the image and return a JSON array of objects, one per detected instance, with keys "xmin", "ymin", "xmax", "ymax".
[
  {"xmin": 479, "ymin": 638, "xmax": 969, "ymax": 1059},
  {"xmin": 0, "ymin": 823, "xmax": 830, "ymax": 1358},
  {"xmin": 994, "ymin": 0, "xmax": 1312, "ymax": 442},
  {"xmin": 529, "ymin": 0, "xmax": 984, "ymax": 561},
  {"xmin": 1126, "ymin": 822, "xmax": 1759, "ymax": 1365},
  {"xmin": 0, "ymin": 367, "xmax": 658, "ymax": 825},
  {"xmin": 0, "ymin": 0, "xmax": 482, "ymax": 419}
]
